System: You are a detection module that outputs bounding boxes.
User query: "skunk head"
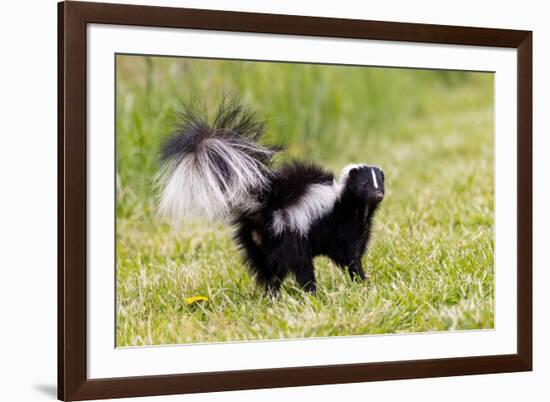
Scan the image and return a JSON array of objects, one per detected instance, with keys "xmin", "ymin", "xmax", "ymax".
[{"xmin": 341, "ymin": 164, "xmax": 385, "ymax": 206}]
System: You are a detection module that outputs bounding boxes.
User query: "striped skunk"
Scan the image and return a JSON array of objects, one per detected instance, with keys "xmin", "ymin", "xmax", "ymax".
[{"xmin": 157, "ymin": 99, "xmax": 385, "ymax": 295}]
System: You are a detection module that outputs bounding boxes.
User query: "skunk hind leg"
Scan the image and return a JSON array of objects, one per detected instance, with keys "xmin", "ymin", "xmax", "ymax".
[
  {"xmin": 267, "ymin": 233, "xmax": 316, "ymax": 295},
  {"xmin": 234, "ymin": 220, "xmax": 317, "ymax": 295},
  {"xmin": 234, "ymin": 221, "xmax": 287, "ymax": 295},
  {"xmin": 293, "ymin": 258, "xmax": 316, "ymax": 295}
]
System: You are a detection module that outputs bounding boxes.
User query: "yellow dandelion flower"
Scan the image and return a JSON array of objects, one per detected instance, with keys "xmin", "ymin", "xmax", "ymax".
[{"xmin": 185, "ymin": 296, "xmax": 209, "ymax": 305}]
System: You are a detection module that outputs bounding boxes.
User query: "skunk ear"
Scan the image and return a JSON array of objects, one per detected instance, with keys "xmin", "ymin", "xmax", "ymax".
[{"xmin": 349, "ymin": 168, "xmax": 358, "ymax": 177}]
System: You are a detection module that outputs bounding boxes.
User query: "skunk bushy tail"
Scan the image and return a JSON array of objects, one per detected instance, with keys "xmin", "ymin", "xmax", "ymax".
[{"xmin": 156, "ymin": 99, "xmax": 279, "ymax": 226}]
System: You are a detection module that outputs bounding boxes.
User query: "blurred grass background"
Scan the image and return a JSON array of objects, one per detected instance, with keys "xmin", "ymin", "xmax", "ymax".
[{"xmin": 116, "ymin": 55, "xmax": 494, "ymax": 346}]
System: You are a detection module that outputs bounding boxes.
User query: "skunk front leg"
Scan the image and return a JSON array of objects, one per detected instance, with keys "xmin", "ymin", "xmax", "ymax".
[
  {"xmin": 348, "ymin": 257, "xmax": 366, "ymax": 281},
  {"xmin": 266, "ymin": 278, "xmax": 282, "ymax": 297}
]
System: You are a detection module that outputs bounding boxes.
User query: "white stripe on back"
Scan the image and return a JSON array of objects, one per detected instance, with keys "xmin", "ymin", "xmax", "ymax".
[{"xmin": 271, "ymin": 181, "xmax": 340, "ymax": 236}]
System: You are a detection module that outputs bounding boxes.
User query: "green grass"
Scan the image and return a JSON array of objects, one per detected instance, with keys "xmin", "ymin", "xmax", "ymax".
[{"xmin": 115, "ymin": 55, "xmax": 494, "ymax": 346}]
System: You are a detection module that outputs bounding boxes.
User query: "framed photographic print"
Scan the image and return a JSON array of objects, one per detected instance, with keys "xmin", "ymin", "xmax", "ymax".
[{"xmin": 58, "ymin": 1, "xmax": 532, "ymax": 400}]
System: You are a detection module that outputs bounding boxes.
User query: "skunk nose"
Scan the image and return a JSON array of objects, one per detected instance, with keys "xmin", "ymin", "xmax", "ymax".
[{"xmin": 373, "ymin": 191, "xmax": 384, "ymax": 202}]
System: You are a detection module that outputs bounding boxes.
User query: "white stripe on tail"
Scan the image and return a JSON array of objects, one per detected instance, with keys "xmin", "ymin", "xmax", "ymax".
[
  {"xmin": 156, "ymin": 139, "xmax": 272, "ymax": 227},
  {"xmin": 155, "ymin": 100, "xmax": 277, "ymax": 229}
]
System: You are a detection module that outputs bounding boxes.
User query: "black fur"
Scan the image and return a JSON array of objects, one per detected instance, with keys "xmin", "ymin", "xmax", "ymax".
[
  {"xmin": 234, "ymin": 163, "xmax": 384, "ymax": 295},
  {"xmin": 160, "ymin": 98, "xmax": 280, "ymax": 187},
  {"xmin": 159, "ymin": 100, "xmax": 385, "ymax": 295},
  {"xmin": 161, "ymin": 97, "xmax": 270, "ymax": 163}
]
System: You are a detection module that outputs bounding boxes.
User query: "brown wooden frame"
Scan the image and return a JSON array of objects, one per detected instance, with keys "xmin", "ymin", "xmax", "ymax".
[{"xmin": 58, "ymin": 1, "xmax": 532, "ymax": 400}]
